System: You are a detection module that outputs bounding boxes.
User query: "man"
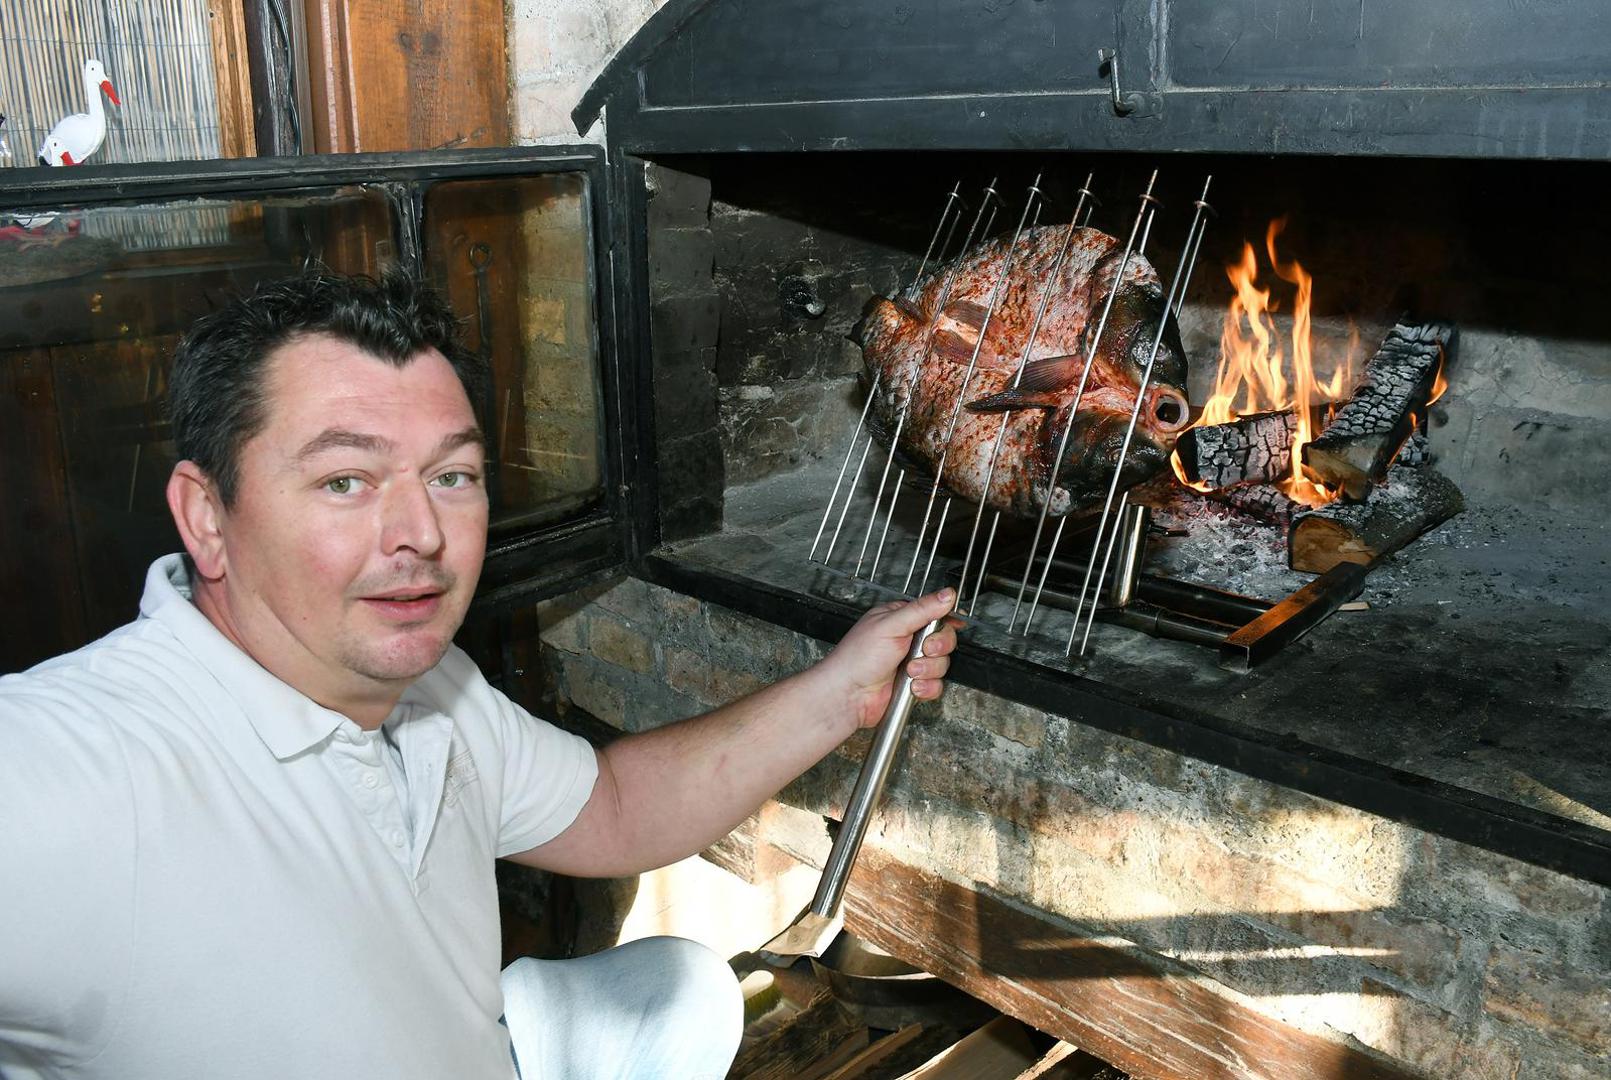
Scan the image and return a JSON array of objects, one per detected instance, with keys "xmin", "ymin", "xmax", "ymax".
[{"xmin": 0, "ymin": 272, "xmax": 959, "ymax": 1079}]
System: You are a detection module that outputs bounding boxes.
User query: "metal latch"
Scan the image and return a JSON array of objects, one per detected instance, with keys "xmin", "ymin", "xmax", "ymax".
[{"xmin": 1098, "ymin": 48, "xmax": 1161, "ymax": 118}]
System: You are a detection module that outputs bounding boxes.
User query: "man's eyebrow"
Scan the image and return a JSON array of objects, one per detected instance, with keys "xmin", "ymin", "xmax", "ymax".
[
  {"xmin": 293, "ymin": 429, "xmax": 394, "ymax": 462},
  {"xmin": 434, "ymin": 426, "xmax": 488, "ymax": 460}
]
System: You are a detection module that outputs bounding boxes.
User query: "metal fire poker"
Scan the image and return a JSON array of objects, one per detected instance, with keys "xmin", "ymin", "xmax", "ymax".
[
  {"xmin": 1010, "ymin": 172, "xmax": 1162, "ymax": 634},
  {"xmin": 766, "ymin": 180, "xmax": 1008, "ymax": 967},
  {"xmin": 1067, "ymin": 177, "xmax": 1215, "ymax": 655},
  {"xmin": 757, "ymin": 614, "xmax": 943, "ymax": 966}
]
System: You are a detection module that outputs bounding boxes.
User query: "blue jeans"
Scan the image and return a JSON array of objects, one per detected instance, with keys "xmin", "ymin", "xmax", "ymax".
[{"xmin": 501, "ymin": 936, "xmax": 743, "ymax": 1079}]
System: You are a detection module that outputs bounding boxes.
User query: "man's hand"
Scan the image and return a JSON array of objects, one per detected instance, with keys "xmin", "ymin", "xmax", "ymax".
[{"xmin": 817, "ymin": 588, "xmax": 963, "ymax": 731}]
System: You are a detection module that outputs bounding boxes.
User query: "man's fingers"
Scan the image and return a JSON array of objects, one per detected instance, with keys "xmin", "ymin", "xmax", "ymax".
[{"xmin": 882, "ymin": 588, "xmax": 954, "ymax": 636}]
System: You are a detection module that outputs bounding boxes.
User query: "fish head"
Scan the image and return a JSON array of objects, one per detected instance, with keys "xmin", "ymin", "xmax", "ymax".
[
  {"xmin": 1015, "ymin": 255, "xmax": 1191, "ymax": 515},
  {"xmin": 1043, "ymin": 407, "xmax": 1173, "ymax": 517},
  {"xmin": 1090, "ymin": 258, "xmax": 1192, "ymax": 444}
]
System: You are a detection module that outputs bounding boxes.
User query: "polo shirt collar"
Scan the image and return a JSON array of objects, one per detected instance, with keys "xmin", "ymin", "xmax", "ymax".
[{"xmin": 140, "ymin": 554, "xmax": 351, "ymax": 760}]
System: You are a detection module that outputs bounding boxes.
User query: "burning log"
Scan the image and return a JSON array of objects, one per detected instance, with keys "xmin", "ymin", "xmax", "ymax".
[
  {"xmin": 1288, "ymin": 466, "xmax": 1464, "ymax": 573},
  {"xmin": 1208, "ymin": 483, "xmax": 1301, "ymax": 526},
  {"xmin": 1181, "ymin": 408, "xmax": 1433, "ymax": 494},
  {"xmin": 1302, "ymin": 322, "xmax": 1454, "ymax": 499},
  {"xmin": 1175, "ymin": 410, "xmax": 1298, "ymax": 489}
]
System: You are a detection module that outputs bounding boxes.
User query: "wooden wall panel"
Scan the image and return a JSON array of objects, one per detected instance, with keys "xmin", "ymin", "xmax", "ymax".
[
  {"xmin": 302, "ymin": 0, "xmax": 510, "ymax": 153},
  {"xmin": 207, "ymin": 0, "xmax": 259, "ymax": 157}
]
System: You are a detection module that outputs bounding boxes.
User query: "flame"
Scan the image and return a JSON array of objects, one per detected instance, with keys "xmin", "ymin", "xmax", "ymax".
[
  {"xmin": 1172, "ymin": 218, "xmax": 1357, "ymax": 508},
  {"xmin": 1428, "ymin": 358, "xmax": 1450, "ymax": 406}
]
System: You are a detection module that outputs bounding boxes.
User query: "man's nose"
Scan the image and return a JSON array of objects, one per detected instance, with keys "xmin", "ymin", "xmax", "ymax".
[{"xmin": 380, "ymin": 477, "xmax": 444, "ymax": 557}]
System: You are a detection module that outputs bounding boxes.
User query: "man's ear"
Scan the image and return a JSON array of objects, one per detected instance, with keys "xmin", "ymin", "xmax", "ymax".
[{"xmin": 167, "ymin": 461, "xmax": 228, "ymax": 579}]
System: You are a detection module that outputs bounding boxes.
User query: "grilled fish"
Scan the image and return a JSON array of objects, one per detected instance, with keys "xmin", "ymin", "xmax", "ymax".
[{"xmin": 855, "ymin": 224, "xmax": 1191, "ymax": 520}]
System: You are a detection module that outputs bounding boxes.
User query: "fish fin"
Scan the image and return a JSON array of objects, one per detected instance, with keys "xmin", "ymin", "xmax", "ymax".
[
  {"xmin": 963, "ymin": 354, "xmax": 1084, "ymax": 413},
  {"xmin": 892, "ymin": 295, "xmax": 925, "ymax": 322},
  {"xmin": 931, "ymin": 328, "xmax": 979, "ymax": 364},
  {"xmin": 943, "ymin": 299, "xmax": 990, "ymax": 332},
  {"xmin": 965, "ymin": 386, "xmax": 1065, "ymax": 413}
]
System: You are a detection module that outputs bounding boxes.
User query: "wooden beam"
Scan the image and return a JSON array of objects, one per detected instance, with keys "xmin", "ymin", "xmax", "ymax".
[
  {"xmin": 206, "ymin": 0, "xmax": 258, "ymax": 157},
  {"xmin": 838, "ymin": 844, "xmax": 1419, "ymax": 1080}
]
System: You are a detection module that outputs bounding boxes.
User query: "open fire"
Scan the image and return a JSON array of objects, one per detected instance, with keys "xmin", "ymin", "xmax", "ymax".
[{"xmin": 1172, "ymin": 217, "xmax": 1359, "ymax": 508}]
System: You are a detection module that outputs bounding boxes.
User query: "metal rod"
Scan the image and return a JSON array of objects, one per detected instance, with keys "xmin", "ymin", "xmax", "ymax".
[
  {"xmin": 807, "ymin": 619, "xmax": 943, "ymax": 920},
  {"xmin": 912, "ymin": 181, "xmax": 964, "ymax": 291},
  {"xmin": 1010, "ymin": 172, "xmax": 1162, "ymax": 632},
  {"xmin": 867, "ymin": 468, "xmax": 905, "ymax": 583},
  {"xmin": 862, "ymin": 180, "xmax": 1005, "ymax": 583},
  {"xmin": 918, "ymin": 495, "xmax": 953, "ymax": 595},
  {"xmin": 966, "ymin": 510, "xmax": 1001, "ymax": 615},
  {"xmin": 809, "ymin": 375, "xmax": 880, "ymax": 562},
  {"xmin": 809, "ymin": 180, "xmax": 966, "ymax": 565},
  {"xmin": 954, "ymin": 174, "xmax": 1096, "ymax": 614},
  {"xmin": 1020, "ymin": 514, "xmax": 1068, "ymax": 635},
  {"xmin": 905, "ymin": 175, "xmax": 1046, "ymax": 592},
  {"xmin": 1219, "ymin": 562, "xmax": 1368, "ymax": 671},
  {"xmin": 821, "ymin": 434, "xmax": 876, "ymax": 567},
  {"xmin": 1071, "ymin": 177, "xmax": 1215, "ymax": 655}
]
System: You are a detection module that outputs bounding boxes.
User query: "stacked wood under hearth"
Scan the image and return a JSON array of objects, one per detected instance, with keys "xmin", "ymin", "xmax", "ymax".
[{"xmin": 1173, "ymin": 322, "xmax": 1464, "ymax": 572}]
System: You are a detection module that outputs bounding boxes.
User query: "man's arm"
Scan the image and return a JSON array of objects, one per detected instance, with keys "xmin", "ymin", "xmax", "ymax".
[{"xmin": 509, "ymin": 589, "xmax": 959, "ymax": 878}]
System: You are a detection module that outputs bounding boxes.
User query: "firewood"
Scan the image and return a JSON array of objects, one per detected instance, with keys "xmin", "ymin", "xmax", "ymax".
[
  {"xmin": 1288, "ymin": 467, "xmax": 1464, "ymax": 573},
  {"xmin": 1396, "ymin": 426, "xmax": 1431, "ymax": 468},
  {"xmin": 730, "ymin": 986, "xmax": 869, "ymax": 1080},
  {"xmin": 1302, "ymin": 322, "xmax": 1454, "ymax": 499},
  {"xmin": 1180, "ymin": 406, "xmax": 1432, "ymax": 492},
  {"xmin": 1175, "ymin": 410, "xmax": 1297, "ymax": 489},
  {"xmin": 1207, "ymin": 483, "xmax": 1302, "ymax": 526},
  {"xmin": 901, "ymin": 1016, "xmax": 1039, "ymax": 1078}
]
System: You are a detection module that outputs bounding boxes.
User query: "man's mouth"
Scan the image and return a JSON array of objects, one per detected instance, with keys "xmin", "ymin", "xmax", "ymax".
[{"xmin": 360, "ymin": 589, "xmax": 446, "ymax": 621}]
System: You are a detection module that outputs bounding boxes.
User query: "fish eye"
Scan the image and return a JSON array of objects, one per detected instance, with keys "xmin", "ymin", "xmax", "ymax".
[{"xmin": 1155, "ymin": 399, "xmax": 1184, "ymax": 426}]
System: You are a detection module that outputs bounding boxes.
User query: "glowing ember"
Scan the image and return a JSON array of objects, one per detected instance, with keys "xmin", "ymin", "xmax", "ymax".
[{"xmin": 1173, "ymin": 218, "xmax": 1358, "ymax": 508}]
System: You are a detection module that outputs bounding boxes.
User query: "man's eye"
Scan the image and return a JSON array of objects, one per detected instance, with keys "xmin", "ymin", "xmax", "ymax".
[
  {"xmin": 433, "ymin": 471, "xmax": 476, "ymax": 489},
  {"xmin": 325, "ymin": 476, "xmax": 362, "ymax": 495}
]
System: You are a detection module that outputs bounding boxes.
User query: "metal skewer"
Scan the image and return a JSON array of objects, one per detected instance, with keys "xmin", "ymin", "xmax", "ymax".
[
  {"xmin": 903, "ymin": 175, "xmax": 1047, "ymax": 593},
  {"xmin": 953, "ymin": 175, "xmax": 1098, "ymax": 613},
  {"xmin": 1010, "ymin": 172, "xmax": 1162, "ymax": 633},
  {"xmin": 1069, "ymin": 176, "xmax": 1215, "ymax": 656},
  {"xmin": 854, "ymin": 181, "xmax": 1002, "ymax": 578},
  {"xmin": 809, "ymin": 180, "xmax": 971, "ymax": 568}
]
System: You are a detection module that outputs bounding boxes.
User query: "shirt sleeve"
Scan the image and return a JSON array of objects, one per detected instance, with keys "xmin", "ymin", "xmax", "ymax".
[{"xmin": 423, "ymin": 647, "xmax": 599, "ymax": 858}]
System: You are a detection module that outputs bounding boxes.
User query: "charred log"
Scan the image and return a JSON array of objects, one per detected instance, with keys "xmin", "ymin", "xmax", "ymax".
[
  {"xmin": 1396, "ymin": 426, "xmax": 1431, "ymax": 467},
  {"xmin": 1175, "ymin": 410, "xmax": 1297, "ymax": 488},
  {"xmin": 1301, "ymin": 322, "xmax": 1454, "ymax": 499},
  {"xmin": 1289, "ymin": 467, "xmax": 1465, "ymax": 573},
  {"xmin": 1207, "ymin": 483, "xmax": 1302, "ymax": 526}
]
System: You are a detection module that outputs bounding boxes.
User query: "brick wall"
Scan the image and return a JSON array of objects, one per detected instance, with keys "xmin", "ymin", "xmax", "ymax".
[
  {"xmin": 536, "ymin": 577, "xmax": 1610, "ymax": 1079},
  {"xmin": 507, "ymin": 0, "xmax": 664, "ymax": 143}
]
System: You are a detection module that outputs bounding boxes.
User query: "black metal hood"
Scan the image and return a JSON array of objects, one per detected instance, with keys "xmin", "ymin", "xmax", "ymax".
[{"xmin": 576, "ymin": 0, "xmax": 1611, "ymax": 161}]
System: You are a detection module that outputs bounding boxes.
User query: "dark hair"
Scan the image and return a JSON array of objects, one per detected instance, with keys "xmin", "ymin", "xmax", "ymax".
[{"xmin": 169, "ymin": 270, "xmax": 487, "ymax": 506}]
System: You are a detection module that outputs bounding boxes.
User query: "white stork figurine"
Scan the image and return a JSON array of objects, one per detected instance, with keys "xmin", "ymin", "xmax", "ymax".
[{"xmin": 38, "ymin": 58, "xmax": 120, "ymax": 166}]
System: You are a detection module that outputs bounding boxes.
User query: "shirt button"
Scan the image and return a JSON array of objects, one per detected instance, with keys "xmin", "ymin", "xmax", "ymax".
[
  {"xmin": 389, "ymin": 830, "xmax": 406, "ymax": 848},
  {"xmin": 362, "ymin": 772, "xmax": 379, "ymax": 790}
]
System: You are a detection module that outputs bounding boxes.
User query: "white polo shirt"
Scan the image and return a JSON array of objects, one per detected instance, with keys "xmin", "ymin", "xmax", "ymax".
[{"xmin": 0, "ymin": 555, "xmax": 598, "ymax": 1080}]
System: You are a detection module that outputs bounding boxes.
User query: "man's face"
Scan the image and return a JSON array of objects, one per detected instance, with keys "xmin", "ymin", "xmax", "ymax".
[{"xmin": 202, "ymin": 334, "xmax": 488, "ymax": 709}]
